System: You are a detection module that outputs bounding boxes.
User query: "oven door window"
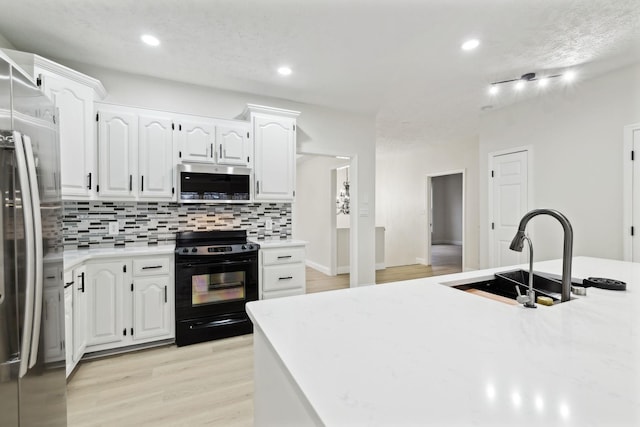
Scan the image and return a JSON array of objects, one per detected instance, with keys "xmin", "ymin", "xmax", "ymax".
[{"xmin": 192, "ymin": 271, "xmax": 245, "ymax": 306}]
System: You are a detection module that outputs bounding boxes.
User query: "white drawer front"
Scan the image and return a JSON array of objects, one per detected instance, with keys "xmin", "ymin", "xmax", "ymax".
[
  {"xmin": 263, "ymin": 263, "xmax": 305, "ymax": 293},
  {"xmin": 133, "ymin": 257, "xmax": 171, "ymax": 277},
  {"xmin": 262, "ymin": 288, "xmax": 305, "ymax": 299},
  {"xmin": 262, "ymin": 247, "xmax": 305, "ymax": 266}
]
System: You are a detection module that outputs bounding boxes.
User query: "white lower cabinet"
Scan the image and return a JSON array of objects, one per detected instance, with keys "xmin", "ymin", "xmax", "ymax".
[
  {"xmin": 259, "ymin": 243, "xmax": 307, "ymax": 299},
  {"xmin": 43, "ymin": 265, "xmax": 64, "ymax": 363},
  {"xmin": 84, "ymin": 254, "xmax": 174, "ymax": 353},
  {"xmin": 73, "ymin": 266, "xmax": 88, "ymax": 364},
  {"xmin": 64, "ymin": 252, "xmax": 174, "ymax": 371},
  {"xmin": 132, "ymin": 275, "xmax": 172, "ymax": 342},
  {"xmin": 85, "ymin": 260, "xmax": 126, "ymax": 347},
  {"xmin": 64, "ymin": 285, "xmax": 73, "ymax": 377}
]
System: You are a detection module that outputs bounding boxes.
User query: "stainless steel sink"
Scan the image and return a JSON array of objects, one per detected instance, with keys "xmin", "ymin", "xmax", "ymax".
[{"xmin": 449, "ymin": 270, "xmax": 581, "ymax": 305}]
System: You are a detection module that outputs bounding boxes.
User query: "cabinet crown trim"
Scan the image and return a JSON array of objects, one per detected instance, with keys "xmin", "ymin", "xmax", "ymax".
[
  {"xmin": 242, "ymin": 104, "xmax": 300, "ymax": 119},
  {"xmin": 2, "ymin": 49, "xmax": 107, "ymax": 99}
]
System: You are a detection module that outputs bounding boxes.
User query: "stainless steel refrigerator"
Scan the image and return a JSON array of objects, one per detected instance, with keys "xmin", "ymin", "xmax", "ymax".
[{"xmin": 0, "ymin": 52, "xmax": 66, "ymax": 425}]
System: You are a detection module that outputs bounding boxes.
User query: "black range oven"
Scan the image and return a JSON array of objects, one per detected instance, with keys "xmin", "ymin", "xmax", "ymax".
[{"xmin": 175, "ymin": 230, "xmax": 259, "ymax": 346}]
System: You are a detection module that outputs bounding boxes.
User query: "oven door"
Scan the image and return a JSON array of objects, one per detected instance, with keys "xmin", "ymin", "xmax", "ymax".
[{"xmin": 175, "ymin": 253, "xmax": 258, "ymax": 321}]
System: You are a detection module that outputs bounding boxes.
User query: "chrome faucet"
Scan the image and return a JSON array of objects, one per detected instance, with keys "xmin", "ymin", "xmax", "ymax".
[{"xmin": 509, "ymin": 209, "xmax": 573, "ymax": 303}]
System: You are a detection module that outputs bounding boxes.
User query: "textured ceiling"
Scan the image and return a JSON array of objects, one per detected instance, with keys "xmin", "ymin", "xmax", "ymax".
[{"xmin": 1, "ymin": 0, "xmax": 639, "ymax": 146}]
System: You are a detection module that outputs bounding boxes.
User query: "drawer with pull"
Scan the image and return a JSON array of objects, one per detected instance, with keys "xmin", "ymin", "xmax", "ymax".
[
  {"xmin": 132, "ymin": 256, "xmax": 171, "ymax": 277},
  {"xmin": 262, "ymin": 263, "xmax": 306, "ymax": 293},
  {"xmin": 262, "ymin": 247, "xmax": 305, "ymax": 266}
]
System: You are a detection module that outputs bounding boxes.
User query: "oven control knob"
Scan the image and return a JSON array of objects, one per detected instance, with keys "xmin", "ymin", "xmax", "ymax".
[
  {"xmin": 242, "ymin": 245, "xmax": 247, "ymax": 250},
  {"xmin": 248, "ymin": 244, "xmax": 254, "ymax": 250},
  {"xmin": 191, "ymin": 247, "xmax": 198, "ymax": 253},
  {"xmin": 182, "ymin": 248, "xmax": 188, "ymax": 253}
]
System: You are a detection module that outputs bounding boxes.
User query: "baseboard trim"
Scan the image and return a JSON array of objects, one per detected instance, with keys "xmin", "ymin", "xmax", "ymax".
[
  {"xmin": 337, "ymin": 263, "xmax": 385, "ymax": 274},
  {"xmin": 432, "ymin": 240, "xmax": 463, "ymax": 246},
  {"xmin": 305, "ymin": 260, "xmax": 332, "ymax": 276}
]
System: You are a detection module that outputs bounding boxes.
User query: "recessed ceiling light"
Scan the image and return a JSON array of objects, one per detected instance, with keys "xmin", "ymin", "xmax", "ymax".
[
  {"xmin": 461, "ymin": 39, "xmax": 480, "ymax": 51},
  {"xmin": 489, "ymin": 85, "xmax": 499, "ymax": 95},
  {"xmin": 277, "ymin": 66, "xmax": 292, "ymax": 76},
  {"xmin": 515, "ymin": 81, "xmax": 525, "ymax": 91},
  {"xmin": 141, "ymin": 34, "xmax": 160, "ymax": 46},
  {"xmin": 563, "ymin": 70, "xmax": 576, "ymax": 82}
]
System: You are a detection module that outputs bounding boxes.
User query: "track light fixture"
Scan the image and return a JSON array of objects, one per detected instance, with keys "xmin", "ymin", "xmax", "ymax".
[{"xmin": 488, "ymin": 70, "xmax": 574, "ymax": 94}]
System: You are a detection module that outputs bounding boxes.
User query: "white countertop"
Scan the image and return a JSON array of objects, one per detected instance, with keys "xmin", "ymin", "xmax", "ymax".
[
  {"xmin": 249, "ymin": 238, "xmax": 306, "ymax": 248},
  {"xmin": 246, "ymin": 257, "xmax": 640, "ymax": 426},
  {"xmin": 63, "ymin": 244, "xmax": 175, "ymax": 271}
]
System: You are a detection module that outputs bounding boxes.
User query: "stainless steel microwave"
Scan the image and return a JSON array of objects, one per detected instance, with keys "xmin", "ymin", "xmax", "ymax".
[{"xmin": 177, "ymin": 163, "xmax": 252, "ymax": 204}]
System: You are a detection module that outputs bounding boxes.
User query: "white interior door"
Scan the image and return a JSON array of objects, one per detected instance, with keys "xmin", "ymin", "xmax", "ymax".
[
  {"xmin": 490, "ymin": 150, "xmax": 529, "ymax": 267},
  {"xmin": 632, "ymin": 128, "xmax": 640, "ymax": 261}
]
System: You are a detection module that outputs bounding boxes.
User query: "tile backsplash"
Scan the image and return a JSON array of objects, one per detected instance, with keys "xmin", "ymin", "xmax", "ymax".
[{"xmin": 63, "ymin": 201, "xmax": 292, "ymax": 250}]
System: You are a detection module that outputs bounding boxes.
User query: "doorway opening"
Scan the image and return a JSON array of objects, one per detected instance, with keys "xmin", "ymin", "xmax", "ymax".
[
  {"xmin": 294, "ymin": 153, "xmax": 354, "ymax": 292},
  {"xmin": 426, "ymin": 171, "xmax": 464, "ymax": 274}
]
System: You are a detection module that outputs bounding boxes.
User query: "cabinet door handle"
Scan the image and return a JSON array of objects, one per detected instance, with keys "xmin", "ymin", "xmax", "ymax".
[
  {"xmin": 219, "ymin": 144, "xmax": 222, "ymax": 159},
  {"xmin": 141, "ymin": 175, "xmax": 144, "ymax": 192},
  {"xmin": 210, "ymin": 143, "xmax": 213, "ymax": 158},
  {"xmin": 277, "ymin": 255, "xmax": 292, "ymax": 259},
  {"xmin": 164, "ymin": 285, "xmax": 167, "ymax": 303},
  {"xmin": 87, "ymin": 172, "xmax": 92, "ymax": 190},
  {"xmin": 256, "ymin": 181, "xmax": 260, "ymax": 194},
  {"xmin": 278, "ymin": 276, "xmax": 293, "ymax": 280},
  {"xmin": 141, "ymin": 265, "xmax": 163, "ymax": 270},
  {"xmin": 129, "ymin": 175, "xmax": 132, "ymax": 191},
  {"xmin": 78, "ymin": 272, "xmax": 85, "ymax": 293}
]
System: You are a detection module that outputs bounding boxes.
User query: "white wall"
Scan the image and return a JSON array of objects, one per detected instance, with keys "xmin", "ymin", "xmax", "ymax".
[
  {"xmin": 294, "ymin": 155, "xmax": 347, "ymax": 273},
  {"xmin": 55, "ymin": 59, "xmax": 379, "ymax": 286},
  {"xmin": 376, "ymin": 137, "xmax": 479, "ymax": 270},
  {"xmin": 479, "ymin": 63, "xmax": 640, "ymax": 267},
  {"xmin": 432, "ymin": 173, "xmax": 463, "ymax": 245}
]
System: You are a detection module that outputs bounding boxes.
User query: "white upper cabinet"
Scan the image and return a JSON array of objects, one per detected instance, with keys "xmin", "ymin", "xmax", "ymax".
[
  {"xmin": 95, "ymin": 105, "xmax": 175, "ymax": 201},
  {"xmin": 179, "ymin": 119, "xmax": 216, "ymax": 163},
  {"xmin": 138, "ymin": 115, "xmax": 175, "ymax": 199},
  {"xmin": 96, "ymin": 108, "xmax": 138, "ymax": 199},
  {"xmin": 40, "ymin": 75, "xmax": 95, "ymax": 199},
  {"xmin": 249, "ymin": 106, "xmax": 299, "ymax": 201},
  {"xmin": 2, "ymin": 50, "xmax": 106, "ymax": 200},
  {"xmin": 217, "ymin": 122, "xmax": 251, "ymax": 166}
]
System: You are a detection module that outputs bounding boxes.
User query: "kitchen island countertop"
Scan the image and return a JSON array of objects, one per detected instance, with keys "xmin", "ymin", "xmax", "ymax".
[{"xmin": 247, "ymin": 257, "xmax": 640, "ymax": 426}]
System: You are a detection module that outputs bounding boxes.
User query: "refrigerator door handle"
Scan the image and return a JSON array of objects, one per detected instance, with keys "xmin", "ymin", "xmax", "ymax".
[
  {"xmin": 14, "ymin": 131, "xmax": 36, "ymax": 379},
  {"xmin": 23, "ymin": 135, "xmax": 43, "ymax": 369}
]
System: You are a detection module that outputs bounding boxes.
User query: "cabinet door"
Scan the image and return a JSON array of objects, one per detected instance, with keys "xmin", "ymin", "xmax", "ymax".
[
  {"xmin": 73, "ymin": 265, "xmax": 88, "ymax": 361},
  {"xmin": 40, "ymin": 73, "xmax": 95, "ymax": 199},
  {"xmin": 85, "ymin": 261, "xmax": 126, "ymax": 346},
  {"xmin": 43, "ymin": 287, "xmax": 64, "ymax": 362},
  {"xmin": 254, "ymin": 116, "xmax": 295, "ymax": 200},
  {"xmin": 97, "ymin": 109, "xmax": 138, "ymax": 199},
  {"xmin": 64, "ymin": 286, "xmax": 73, "ymax": 377},
  {"xmin": 132, "ymin": 276, "xmax": 172, "ymax": 341},
  {"xmin": 138, "ymin": 115, "xmax": 175, "ymax": 199},
  {"xmin": 217, "ymin": 123, "xmax": 250, "ymax": 166},
  {"xmin": 179, "ymin": 119, "xmax": 215, "ymax": 163}
]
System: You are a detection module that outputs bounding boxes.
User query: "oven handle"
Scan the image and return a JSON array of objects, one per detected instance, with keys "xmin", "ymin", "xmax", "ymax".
[{"xmin": 180, "ymin": 259, "xmax": 255, "ymax": 268}]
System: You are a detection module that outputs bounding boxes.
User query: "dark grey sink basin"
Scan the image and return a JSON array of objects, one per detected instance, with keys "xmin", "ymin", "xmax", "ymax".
[{"xmin": 451, "ymin": 269, "xmax": 581, "ymax": 305}]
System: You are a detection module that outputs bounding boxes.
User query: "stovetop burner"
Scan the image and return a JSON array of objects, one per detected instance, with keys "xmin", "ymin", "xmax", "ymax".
[{"xmin": 175, "ymin": 230, "xmax": 258, "ymax": 256}]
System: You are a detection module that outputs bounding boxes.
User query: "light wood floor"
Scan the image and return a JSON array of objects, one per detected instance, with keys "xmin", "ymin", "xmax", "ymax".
[{"xmin": 67, "ymin": 262, "xmax": 462, "ymax": 426}]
